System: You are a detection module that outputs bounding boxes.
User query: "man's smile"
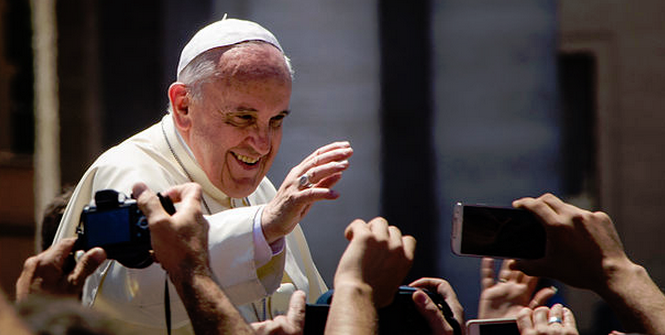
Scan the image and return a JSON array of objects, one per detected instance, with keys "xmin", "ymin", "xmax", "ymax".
[{"xmin": 232, "ymin": 152, "xmax": 260, "ymax": 166}]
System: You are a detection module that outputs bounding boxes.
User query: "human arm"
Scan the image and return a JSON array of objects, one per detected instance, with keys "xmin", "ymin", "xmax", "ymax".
[
  {"xmin": 261, "ymin": 141, "xmax": 353, "ymax": 244},
  {"xmin": 511, "ymin": 193, "xmax": 665, "ymax": 333},
  {"xmin": 409, "ymin": 277, "xmax": 465, "ymax": 335},
  {"xmin": 324, "ymin": 217, "xmax": 416, "ymax": 335},
  {"xmin": 516, "ymin": 304, "xmax": 578, "ymax": 335},
  {"xmin": 15, "ymin": 237, "xmax": 106, "ymax": 301},
  {"xmin": 134, "ymin": 182, "xmax": 255, "ymax": 335},
  {"xmin": 478, "ymin": 258, "xmax": 556, "ymax": 319}
]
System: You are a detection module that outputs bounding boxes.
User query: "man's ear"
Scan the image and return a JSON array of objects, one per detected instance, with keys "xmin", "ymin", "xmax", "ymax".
[{"xmin": 168, "ymin": 82, "xmax": 192, "ymax": 131}]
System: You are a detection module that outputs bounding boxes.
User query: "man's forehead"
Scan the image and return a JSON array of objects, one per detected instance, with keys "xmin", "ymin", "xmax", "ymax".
[
  {"xmin": 217, "ymin": 44, "xmax": 291, "ymax": 81},
  {"xmin": 177, "ymin": 18, "xmax": 283, "ymax": 80}
]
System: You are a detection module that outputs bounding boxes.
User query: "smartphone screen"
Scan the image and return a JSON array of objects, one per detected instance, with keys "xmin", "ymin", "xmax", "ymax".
[{"xmin": 453, "ymin": 204, "xmax": 546, "ymax": 259}]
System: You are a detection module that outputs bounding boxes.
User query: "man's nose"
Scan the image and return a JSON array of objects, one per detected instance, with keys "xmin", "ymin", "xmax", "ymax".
[{"xmin": 251, "ymin": 126, "xmax": 271, "ymax": 154}]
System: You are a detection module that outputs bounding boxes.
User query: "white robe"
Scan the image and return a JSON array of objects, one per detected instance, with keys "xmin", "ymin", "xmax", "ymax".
[{"xmin": 53, "ymin": 114, "xmax": 327, "ymax": 333}]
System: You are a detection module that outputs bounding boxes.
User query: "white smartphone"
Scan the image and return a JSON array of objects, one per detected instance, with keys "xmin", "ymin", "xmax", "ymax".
[
  {"xmin": 466, "ymin": 318, "xmax": 519, "ymax": 335},
  {"xmin": 451, "ymin": 203, "xmax": 546, "ymax": 259}
]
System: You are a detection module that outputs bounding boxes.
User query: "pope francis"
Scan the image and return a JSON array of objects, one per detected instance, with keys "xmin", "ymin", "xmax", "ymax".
[{"xmin": 52, "ymin": 17, "xmax": 353, "ymax": 334}]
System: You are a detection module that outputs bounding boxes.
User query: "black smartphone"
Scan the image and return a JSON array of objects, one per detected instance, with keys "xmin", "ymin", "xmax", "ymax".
[{"xmin": 451, "ymin": 203, "xmax": 546, "ymax": 259}]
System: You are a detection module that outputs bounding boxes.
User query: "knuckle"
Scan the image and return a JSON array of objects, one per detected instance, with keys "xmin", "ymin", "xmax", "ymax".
[{"xmin": 23, "ymin": 256, "xmax": 39, "ymax": 269}]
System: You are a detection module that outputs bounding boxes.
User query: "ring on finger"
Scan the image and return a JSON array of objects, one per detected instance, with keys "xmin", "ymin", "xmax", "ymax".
[
  {"xmin": 298, "ymin": 174, "xmax": 313, "ymax": 189},
  {"xmin": 547, "ymin": 316, "xmax": 562, "ymax": 325}
]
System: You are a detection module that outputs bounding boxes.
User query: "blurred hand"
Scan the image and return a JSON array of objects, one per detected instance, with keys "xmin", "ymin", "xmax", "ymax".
[
  {"xmin": 410, "ymin": 278, "xmax": 465, "ymax": 335},
  {"xmin": 134, "ymin": 182, "xmax": 210, "ymax": 281},
  {"xmin": 478, "ymin": 258, "xmax": 556, "ymax": 319},
  {"xmin": 333, "ymin": 217, "xmax": 416, "ymax": 308},
  {"xmin": 516, "ymin": 304, "xmax": 578, "ymax": 335},
  {"xmin": 262, "ymin": 141, "xmax": 353, "ymax": 243},
  {"xmin": 511, "ymin": 193, "xmax": 630, "ymax": 291},
  {"xmin": 16, "ymin": 238, "xmax": 106, "ymax": 301},
  {"xmin": 251, "ymin": 291, "xmax": 306, "ymax": 335}
]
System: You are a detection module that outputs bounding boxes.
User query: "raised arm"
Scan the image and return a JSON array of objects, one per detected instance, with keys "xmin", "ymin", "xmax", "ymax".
[
  {"xmin": 512, "ymin": 193, "xmax": 665, "ymax": 333},
  {"xmin": 325, "ymin": 217, "xmax": 416, "ymax": 335},
  {"xmin": 135, "ymin": 182, "xmax": 255, "ymax": 335}
]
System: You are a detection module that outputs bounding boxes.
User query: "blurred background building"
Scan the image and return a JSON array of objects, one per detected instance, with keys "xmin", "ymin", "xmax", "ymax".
[{"xmin": 1, "ymin": 0, "xmax": 664, "ymax": 333}]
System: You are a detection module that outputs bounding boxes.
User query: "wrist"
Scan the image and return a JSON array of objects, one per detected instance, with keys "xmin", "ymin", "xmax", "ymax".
[
  {"xmin": 334, "ymin": 280, "xmax": 374, "ymax": 300},
  {"xmin": 167, "ymin": 262, "xmax": 215, "ymax": 288}
]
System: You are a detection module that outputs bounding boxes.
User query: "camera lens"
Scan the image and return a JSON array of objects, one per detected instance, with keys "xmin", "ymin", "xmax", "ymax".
[{"xmin": 137, "ymin": 216, "xmax": 149, "ymax": 229}]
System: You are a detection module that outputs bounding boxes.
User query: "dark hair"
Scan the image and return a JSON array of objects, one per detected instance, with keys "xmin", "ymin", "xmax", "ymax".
[
  {"xmin": 16, "ymin": 295, "xmax": 120, "ymax": 335},
  {"xmin": 40, "ymin": 186, "xmax": 74, "ymax": 252}
]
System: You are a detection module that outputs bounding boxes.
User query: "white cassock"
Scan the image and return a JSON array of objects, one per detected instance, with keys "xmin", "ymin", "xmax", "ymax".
[{"xmin": 53, "ymin": 114, "xmax": 327, "ymax": 334}]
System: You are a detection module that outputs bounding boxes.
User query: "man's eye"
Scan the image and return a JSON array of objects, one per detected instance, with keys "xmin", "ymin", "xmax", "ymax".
[
  {"xmin": 234, "ymin": 115, "xmax": 255, "ymax": 123},
  {"xmin": 270, "ymin": 115, "xmax": 285, "ymax": 128}
]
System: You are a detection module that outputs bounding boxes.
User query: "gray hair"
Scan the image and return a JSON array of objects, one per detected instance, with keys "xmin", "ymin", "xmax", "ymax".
[{"xmin": 170, "ymin": 41, "xmax": 294, "ymax": 112}]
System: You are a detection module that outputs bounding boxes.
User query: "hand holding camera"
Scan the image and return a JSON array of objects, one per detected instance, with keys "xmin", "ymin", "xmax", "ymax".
[{"xmin": 76, "ymin": 188, "xmax": 175, "ymax": 269}]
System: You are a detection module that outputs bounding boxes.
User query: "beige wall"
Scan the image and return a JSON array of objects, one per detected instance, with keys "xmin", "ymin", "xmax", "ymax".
[{"xmin": 559, "ymin": 0, "xmax": 665, "ymax": 330}]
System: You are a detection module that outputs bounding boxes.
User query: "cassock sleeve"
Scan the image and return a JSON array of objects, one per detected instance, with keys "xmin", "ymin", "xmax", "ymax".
[{"xmin": 52, "ymin": 147, "xmax": 283, "ymax": 329}]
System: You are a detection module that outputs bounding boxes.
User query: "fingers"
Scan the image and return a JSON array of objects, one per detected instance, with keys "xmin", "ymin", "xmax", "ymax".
[
  {"xmin": 306, "ymin": 160, "xmax": 349, "ymax": 186},
  {"xmin": 529, "ymin": 286, "xmax": 557, "ymax": 309},
  {"xmin": 563, "ymin": 307, "xmax": 576, "ymax": 328},
  {"xmin": 302, "ymin": 141, "xmax": 353, "ymax": 171},
  {"xmin": 412, "ymin": 290, "xmax": 452, "ymax": 335},
  {"xmin": 517, "ymin": 305, "xmax": 578, "ymax": 335},
  {"xmin": 69, "ymin": 247, "xmax": 106, "ymax": 290},
  {"xmin": 286, "ymin": 290, "xmax": 306, "ymax": 330},
  {"xmin": 293, "ymin": 142, "xmax": 352, "ymax": 193},
  {"xmin": 512, "ymin": 194, "xmax": 559, "ymax": 228},
  {"xmin": 402, "ymin": 235, "xmax": 417, "ymax": 261},
  {"xmin": 516, "ymin": 307, "xmax": 534, "ymax": 331},
  {"xmin": 345, "ymin": 218, "xmax": 416, "ymax": 261},
  {"xmin": 548, "ymin": 303, "xmax": 564, "ymax": 324},
  {"xmin": 480, "ymin": 258, "xmax": 495, "ymax": 290},
  {"xmin": 498, "ymin": 258, "xmax": 515, "ymax": 282},
  {"xmin": 368, "ymin": 217, "xmax": 390, "ymax": 241},
  {"xmin": 344, "ymin": 219, "xmax": 368, "ymax": 241},
  {"xmin": 134, "ymin": 183, "xmax": 163, "ymax": 219}
]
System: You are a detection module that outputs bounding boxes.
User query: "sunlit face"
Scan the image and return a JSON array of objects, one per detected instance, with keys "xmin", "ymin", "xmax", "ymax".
[{"xmin": 184, "ymin": 43, "xmax": 292, "ymax": 198}]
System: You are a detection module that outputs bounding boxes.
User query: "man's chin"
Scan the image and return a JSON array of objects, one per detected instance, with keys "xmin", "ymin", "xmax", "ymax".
[{"xmin": 220, "ymin": 179, "xmax": 260, "ymax": 198}]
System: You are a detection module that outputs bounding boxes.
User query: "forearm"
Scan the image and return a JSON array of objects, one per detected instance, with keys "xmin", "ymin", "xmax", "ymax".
[
  {"xmin": 597, "ymin": 259, "xmax": 665, "ymax": 334},
  {"xmin": 325, "ymin": 283, "xmax": 377, "ymax": 335},
  {"xmin": 170, "ymin": 270, "xmax": 255, "ymax": 335}
]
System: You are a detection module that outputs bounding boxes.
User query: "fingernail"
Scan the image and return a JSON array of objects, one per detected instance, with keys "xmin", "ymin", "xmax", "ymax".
[
  {"xmin": 550, "ymin": 286, "xmax": 558, "ymax": 294},
  {"xmin": 329, "ymin": 190, "xmax": 340, "ymax": 197},
  {"xmin": 338, "ymin": 160, "xmax": 349, "ymax": 167}
]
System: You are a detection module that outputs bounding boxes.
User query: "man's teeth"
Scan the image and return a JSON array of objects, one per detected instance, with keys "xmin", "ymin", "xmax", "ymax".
[{"xmin": 235, "ymin": 153, "xmax": 259, "ymax": 164}]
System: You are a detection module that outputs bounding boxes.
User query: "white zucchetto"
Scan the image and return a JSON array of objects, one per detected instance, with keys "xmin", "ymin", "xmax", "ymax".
[{"xmin": 177, "ymin": 17, "xmax": 283, "ymax": 80}]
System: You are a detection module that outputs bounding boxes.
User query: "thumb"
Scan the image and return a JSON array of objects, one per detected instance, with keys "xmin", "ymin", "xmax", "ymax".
[
  {"xmin": 529, "ymin": 286, "xmax": 557, "ymax": 309},
  {"xmin": 69, "ymin": 247, "xmax": 106, "ymax": 290},
  {"xmin": 412, "ymin": 290, "xmax": 452, "ymax": 335},
  {"xmin": 286, "ymin": 290, "xmax": 306, "ymax": 329}
]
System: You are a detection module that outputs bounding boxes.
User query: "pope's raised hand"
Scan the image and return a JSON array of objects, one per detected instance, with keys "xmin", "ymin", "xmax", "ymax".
[{"xmin": 261, "ymin": 141, "xmax": 353, "ymax": 243}]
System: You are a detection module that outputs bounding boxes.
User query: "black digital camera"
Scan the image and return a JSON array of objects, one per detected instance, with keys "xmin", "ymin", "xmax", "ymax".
[
  {"xmin": 76, "ymin": 189, "xmax": 175, "ymax": 269},
  {"xmin": 304, "ymin": 286, "xmax": 462, "ymax": 335}
]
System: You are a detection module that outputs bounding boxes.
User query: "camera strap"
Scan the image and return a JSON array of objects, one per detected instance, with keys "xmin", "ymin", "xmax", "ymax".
[{"xmin": 165, "ymin": 276, "xmax": 172, "ymax": 335}]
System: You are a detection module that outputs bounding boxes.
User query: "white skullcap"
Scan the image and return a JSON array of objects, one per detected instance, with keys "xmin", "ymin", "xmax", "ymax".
[{"xmin": 177, "ymin": 17, "xmax": 283, "ymax": 80}]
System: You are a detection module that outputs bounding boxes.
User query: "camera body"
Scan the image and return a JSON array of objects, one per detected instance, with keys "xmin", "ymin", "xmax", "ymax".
[{"xmin": 76, "ymin": 189, "xmax": 173, "ymax": 269}]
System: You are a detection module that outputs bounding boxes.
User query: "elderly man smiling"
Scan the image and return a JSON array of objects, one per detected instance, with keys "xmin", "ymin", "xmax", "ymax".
[{"xmin": 53, "ymin": 17, "xmax": 353, "ymax": 334}]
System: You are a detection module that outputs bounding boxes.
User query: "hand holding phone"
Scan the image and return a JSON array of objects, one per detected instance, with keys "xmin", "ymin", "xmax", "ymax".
[{"xmin": 451, "ymin": 203, "xmax": 546, "ymax": 259}]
